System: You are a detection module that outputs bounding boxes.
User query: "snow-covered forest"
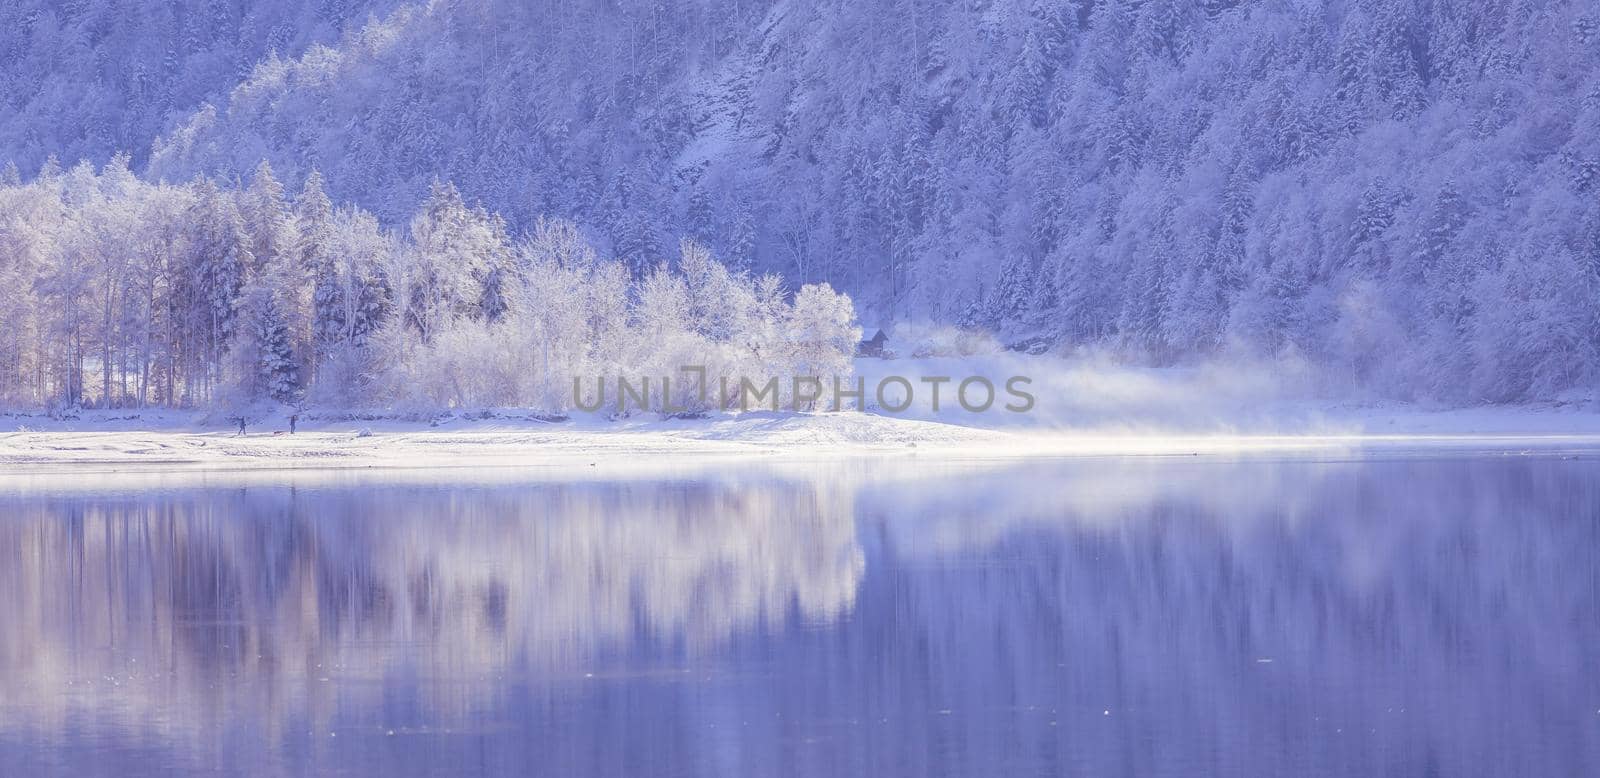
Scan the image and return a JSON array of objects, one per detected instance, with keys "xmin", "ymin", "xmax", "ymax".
[
  {"xmin": 0, "ymin": 161, "xmax": 859, "ymax": 410},
  {"xmin": 0, "ymin": 0, "xmax": 1597, "ymax": 405}
]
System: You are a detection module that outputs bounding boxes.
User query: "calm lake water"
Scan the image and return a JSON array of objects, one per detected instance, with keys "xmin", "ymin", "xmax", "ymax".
[{"xmin": 1, "ymin": 452, "xmax": 1598, "ymax": 776}]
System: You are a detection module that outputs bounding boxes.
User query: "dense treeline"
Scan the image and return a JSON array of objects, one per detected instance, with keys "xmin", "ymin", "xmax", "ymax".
[{"xmin": 0, "ymin": 161, "xmax": 858, "ymax": 411}]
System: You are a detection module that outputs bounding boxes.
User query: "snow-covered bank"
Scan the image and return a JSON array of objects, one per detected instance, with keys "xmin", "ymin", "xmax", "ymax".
[
  {"xmin": 0, "ymin": 411, "xmax": 1002, "ymax": 469},
  {"xmin": 3, "ymin": 403, "xmax": 1600, "ymax": 476},
  {"xmin": 4, "ymin": 356, "xmax": 1598, "ymax": 473}
]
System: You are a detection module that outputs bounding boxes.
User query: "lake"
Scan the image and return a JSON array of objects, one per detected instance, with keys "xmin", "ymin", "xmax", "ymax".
[{"xmin": 1, "ymin": 451, "xmax": 1597, "ymax": 776}]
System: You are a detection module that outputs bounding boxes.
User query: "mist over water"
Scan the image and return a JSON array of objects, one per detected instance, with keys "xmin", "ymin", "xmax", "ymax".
[{"xmin": 1, "ymin": 455, "xmax": 1598, "ymax": 777}]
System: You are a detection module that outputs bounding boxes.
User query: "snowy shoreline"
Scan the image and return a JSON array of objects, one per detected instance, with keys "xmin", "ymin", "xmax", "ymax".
[
  {"xmin": 5, "ymin": 350, "xmax": 1598, "ymax": 475},
  {"xmin": 4, "ymin": 403, "xmax": 1600, "ymax": 476}
]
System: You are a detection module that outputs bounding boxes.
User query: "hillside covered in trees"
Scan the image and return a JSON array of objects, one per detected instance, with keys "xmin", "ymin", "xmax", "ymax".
[
  {"xmin": 0, "ymin": 0, "xmax": 400, "ymax": 172},
  {"xmin": 1, "ymin": 0, "xmax": 1597, "ymax": 405}
]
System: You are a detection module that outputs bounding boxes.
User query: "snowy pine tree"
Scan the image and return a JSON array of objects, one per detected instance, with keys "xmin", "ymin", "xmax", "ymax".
[{"xmin": 239, "ymin": 288, "xmax": 300, "ymax": 403}]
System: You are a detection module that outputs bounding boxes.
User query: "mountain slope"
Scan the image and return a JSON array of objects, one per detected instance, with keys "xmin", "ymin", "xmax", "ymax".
[
  {"xmin": 15, "ymin": 0, "xmax": 1600, "ymax": 400},
  {"xmin": 149, "ymin": 0, "xmax": 774, "ymax": 261},
  {"xmin": 0, "ymin": 0, "xmax": 398, "ymax": 173}
]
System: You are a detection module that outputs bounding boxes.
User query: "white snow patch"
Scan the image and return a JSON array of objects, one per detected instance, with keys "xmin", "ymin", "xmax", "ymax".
[{"xmin": 3, "ymin": 357, "xmax": 1599, "ymax": 476}]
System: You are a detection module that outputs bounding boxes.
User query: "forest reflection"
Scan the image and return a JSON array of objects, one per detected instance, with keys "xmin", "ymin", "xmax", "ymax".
[{"xmin": 1, "ymin": 455, "xmax": 1598, "ymax": 776}]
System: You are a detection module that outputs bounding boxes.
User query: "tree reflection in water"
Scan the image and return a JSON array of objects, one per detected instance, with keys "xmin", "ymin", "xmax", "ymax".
[{"xmin": 0, "ymin": 455, "xmax": 1596, "ymax": 776}]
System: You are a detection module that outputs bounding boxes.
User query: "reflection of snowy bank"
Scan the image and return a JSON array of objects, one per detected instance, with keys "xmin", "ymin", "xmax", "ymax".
[
  {"xmin": 0, "ymin": 478, "xmax": 863, "ymax": 744},
  {"xmin": 846, "ymin": 458, "xmax": 1600, "ymax": 778}
]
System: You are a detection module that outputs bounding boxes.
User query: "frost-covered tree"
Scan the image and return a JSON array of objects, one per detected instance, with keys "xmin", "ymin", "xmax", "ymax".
[
  {"xmin": 401, "ymin": 180, "xmax": 508, "ymax": 342},
  {"xmin": 233, "ymin": 286, "xmax": 300, "ymax": 403},
  {"xmin": 177, "ymin": 177, "xmax": 251, "ymax": 401},
  {"xmin": 785, "ymin": 283, "xmax": 861, "ymax": 399},
  {"xmin": 310, "ymin": 207, "xmax": 390, "ymax": 403}
]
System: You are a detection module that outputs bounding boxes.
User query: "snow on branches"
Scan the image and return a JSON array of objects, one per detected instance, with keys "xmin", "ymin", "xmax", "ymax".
[{"xmin": 0, "ymin": 167, "xmax": 860, "ymax": 414}]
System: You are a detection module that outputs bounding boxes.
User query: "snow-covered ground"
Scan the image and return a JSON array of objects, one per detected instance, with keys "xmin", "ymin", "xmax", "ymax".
[{"xmin": 2, "ymin": 356, "xmax": 1598, "ymax": 474}]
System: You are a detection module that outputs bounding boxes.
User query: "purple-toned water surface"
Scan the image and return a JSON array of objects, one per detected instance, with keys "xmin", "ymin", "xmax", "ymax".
[{"xmin": 1, "ymin": 453, "xmax": 1597, "ymax": 776}]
